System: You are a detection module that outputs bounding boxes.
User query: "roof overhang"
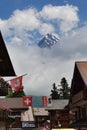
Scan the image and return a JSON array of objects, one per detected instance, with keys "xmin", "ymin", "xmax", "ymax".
[{"xmin": 0, "ymin": 31, "xmax": 16, "ymax": 76}]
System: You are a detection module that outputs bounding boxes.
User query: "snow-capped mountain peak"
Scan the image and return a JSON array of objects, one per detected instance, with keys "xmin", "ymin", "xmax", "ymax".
[{"xmin": 38, "ymin": 33, "xmax": 60, "ymax": 48}]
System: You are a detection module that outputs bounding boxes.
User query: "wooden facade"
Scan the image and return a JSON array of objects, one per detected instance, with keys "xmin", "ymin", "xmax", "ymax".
[
  {"xmin": 69, "ymin": 61, "xmax": 87, "ymax": 129},
  {"xmin": 46, "ymin": 99, "xmax": 69, "ymax": 129},
  {"xmin": 0, "ymin": 105, "xmax": 13, "ymax": 130},
  {"xmin": 49, "ymin": 109, "xmax": 69, "ymax": 128},
  {"xmin": 0, "ymin": 98, "xmax": 28, "ymax": 129},
  {"xmin": 33, "ymin": 107, "xmax": 49, "ymax": 127},
  {"xmin": 7, "ymin": 109, "xmax": 22, "ymax": 129}
]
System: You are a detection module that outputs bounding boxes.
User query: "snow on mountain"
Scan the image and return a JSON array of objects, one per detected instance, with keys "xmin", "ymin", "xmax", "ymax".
[{"xmin": 38, "ymin": 33, "xmax": 60, "ymax": 48}]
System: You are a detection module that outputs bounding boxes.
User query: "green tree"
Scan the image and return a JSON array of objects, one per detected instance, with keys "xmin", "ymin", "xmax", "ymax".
[
  {"xmin": 0, "ymin": 77, "xmax": 26, "ymax": 98},
  {"xmin": 50, "ymin": 83, "xmax": 59, "ymax": 99},
  {"xmin": 59, "ymin": 77, "xmax": 70, "ymax": 99},
  {"xmin": 0, "ymin": 77, "xmax": 12, "ymax": 96},
  {"xmin": 6, "ymin": 87, "xmax": 26, "ymax": 98}
]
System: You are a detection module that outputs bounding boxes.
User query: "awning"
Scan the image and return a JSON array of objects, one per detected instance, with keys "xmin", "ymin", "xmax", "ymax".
[{"xmin": 69, "ymin": 118, "xmax": 87, "ymax": 128}]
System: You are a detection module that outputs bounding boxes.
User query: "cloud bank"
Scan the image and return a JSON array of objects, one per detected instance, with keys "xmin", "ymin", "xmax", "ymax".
[{"xmin": 0, "ymin": 4, "xmax": 87, "ymax": 96}]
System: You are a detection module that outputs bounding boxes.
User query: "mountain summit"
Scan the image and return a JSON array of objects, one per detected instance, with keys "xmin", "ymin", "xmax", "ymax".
[{"xmin": 38, "ymin": 33, "xmax": 60, "ymax": 48}]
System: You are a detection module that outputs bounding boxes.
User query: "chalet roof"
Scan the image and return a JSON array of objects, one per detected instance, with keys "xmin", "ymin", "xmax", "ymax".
[
  {"xmin": 76, "ymin": 61, "xmax": 87, "ymax": 86},
  {"xmin": 70, "ymin": 61, "xmax": 87, "ymax": 96},
  {"xmin": 0, "ymin": 31, "xmax": 16, "ymax": 76},
  {"xmin": 46, "ymin": 99, "xmax": 68, "ymax": 110},
  {"xmin": 0, "ymin": 98, "xmax": 28, "ymax": 110},
  {"xmin": 34, "ymin": 107, "xmax": 48, "ymax": 116}
]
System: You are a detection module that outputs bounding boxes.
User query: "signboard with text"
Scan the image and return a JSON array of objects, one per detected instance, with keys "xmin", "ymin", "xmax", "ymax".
[{"xmin": 22, "ymin": 121, "xmax": 36, "ymax": 128}]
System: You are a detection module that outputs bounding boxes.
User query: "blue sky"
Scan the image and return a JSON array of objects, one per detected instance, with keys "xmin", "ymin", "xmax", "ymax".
[
  {"xmin": 0, "ymin": 0, "xmax": 86, "ymax": 21},
  {"xmin": 1, "ymin": 0, "xmax": 87, "ymax": 96}
]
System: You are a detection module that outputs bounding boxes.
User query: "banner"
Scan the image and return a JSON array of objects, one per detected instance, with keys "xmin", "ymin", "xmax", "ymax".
[
  {"xmin": 23, "ymin": 96, "xmax": 48, "ymax": 107},
  {"xmin": 42, "ymin": 96, "xmax": 48, "ymax": 107},
  {"xmin": 10, "ymin": 76, "xmax": 23, "ymax": 92},
  {"xmin": 23, "ymin": 96, "xmax": 32, "ymax": 106}
]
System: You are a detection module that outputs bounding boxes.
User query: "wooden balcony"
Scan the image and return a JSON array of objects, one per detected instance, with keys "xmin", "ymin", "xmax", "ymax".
[{"xmin": 70, "ymin": 89, "xmax": 87, "ymax": 108}]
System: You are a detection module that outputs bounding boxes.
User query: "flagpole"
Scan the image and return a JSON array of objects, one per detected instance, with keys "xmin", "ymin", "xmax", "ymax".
[
  {"xmin": 21, "ymin": 73, "xmax": 27, "ymax": 77},
  {"xmin": 6, "ymin": 74, "xmax": 28, "ymax": 82}
]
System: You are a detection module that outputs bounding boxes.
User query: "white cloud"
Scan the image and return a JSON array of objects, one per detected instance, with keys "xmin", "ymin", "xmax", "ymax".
[
  {"xmin": 6, "ymin": 22, "xmax": 87, "ymax": 96},
  {"xmin": 0, "ymin": 4, "xmax": 79, "ymax": 39},
  {"xmin": 40, "ymin": 4, "xmax": 79, "ymax": 33},
  {"xmin": 7, "ymin": 43, "xmax": 74, "ymax": 96},
  {"xmin": 39, "ymin": 23, "xmax": 55, "ymax": 35},
  {"xmin": 9, "ymin": 8, "xmax": 40, "ymax": 31},
  {"xmin": 0, "ymin": 8, "xmax": 41, "ymax": 45},
  {"xmin": 0, "ymin": 4, "xmax": 86, "ymax": 96}
]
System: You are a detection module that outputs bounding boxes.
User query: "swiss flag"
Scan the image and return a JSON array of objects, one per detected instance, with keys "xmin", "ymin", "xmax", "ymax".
[
  {"xmin": 23, "ymin": 96, "xmax": 32, "ymax": 106},
  {"xmin": 10, "ymin": 76, "xmax": 23, "ymax": 92},
  {"xmin": 42, "ymin": 96, "xmax": 48, "ymax": 107}
]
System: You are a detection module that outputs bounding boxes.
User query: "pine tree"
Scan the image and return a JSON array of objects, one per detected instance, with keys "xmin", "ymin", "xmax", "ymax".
[
  {"xmin": 59, "ymin": 77, "xmax": 70, "ymax": 99},
  {"xmin": 0, "ymin": 77, "xmax": 12, "ymax": 96},
  {"xmin": 50, "ymin": 83, "xmax": 59, "ymax": 99}
]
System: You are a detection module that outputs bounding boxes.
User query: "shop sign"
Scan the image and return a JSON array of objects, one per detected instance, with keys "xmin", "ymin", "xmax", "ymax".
[{"xmin": 22, "ymin": 121, "xmax": 36, "ymax": 128}]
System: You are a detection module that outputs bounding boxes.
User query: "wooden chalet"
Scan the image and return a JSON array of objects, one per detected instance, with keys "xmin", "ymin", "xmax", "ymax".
[
  {"xmin": 33, "ymin": 107, "xmax": 49, "ymax": 127},
  {"xmin": 0, "ymin": 98, "xmax": 28, "ymax": 129},
  {"xmin": 46, "ymin": 99, "xmax": 69, "ymax": 129},
  {"xmin": 69, "ymin": 61, "xmax": 87, "ymax": 129},
  {"xmin": 0, "ymin": 105, "xmax": 13, "ymax": 130}
]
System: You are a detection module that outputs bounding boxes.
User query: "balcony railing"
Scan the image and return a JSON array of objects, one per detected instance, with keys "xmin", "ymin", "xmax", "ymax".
[{"xmin": 8, "ymin": 115, "xmax": 21, "ymax": 118}]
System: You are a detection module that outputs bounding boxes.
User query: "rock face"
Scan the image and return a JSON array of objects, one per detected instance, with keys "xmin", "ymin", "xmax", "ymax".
[{"xmin": 38, "ymin": 33, "xmax": 60, "ymax": 48}]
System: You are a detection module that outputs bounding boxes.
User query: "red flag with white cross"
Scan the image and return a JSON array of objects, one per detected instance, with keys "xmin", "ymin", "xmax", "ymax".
[
  {"xmin": 9, "ymin": 76, "xmax": 23, "ymax": 92},
  {"xmin": 23, "ymin": 96, "xmax": 32, "ymax": 106}
]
